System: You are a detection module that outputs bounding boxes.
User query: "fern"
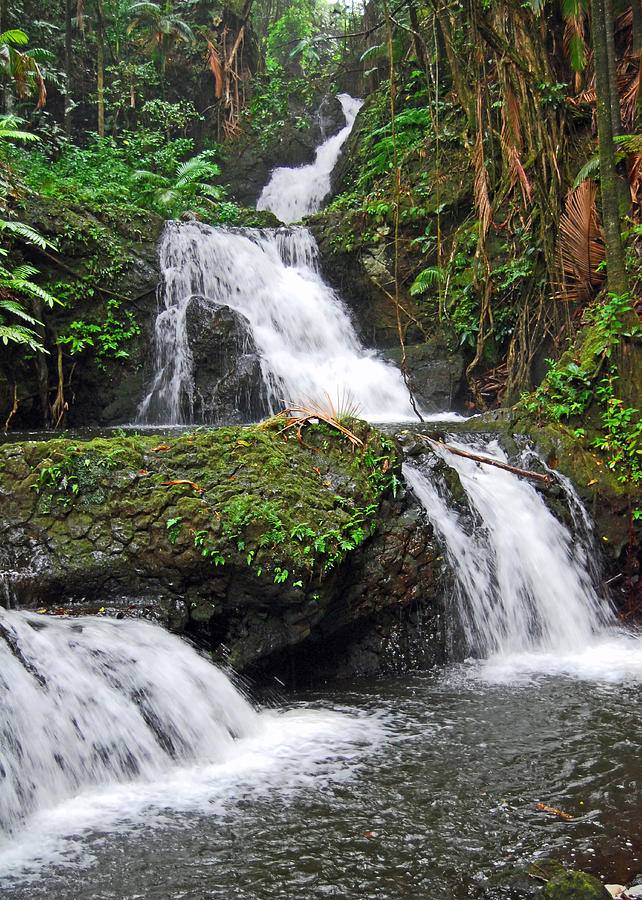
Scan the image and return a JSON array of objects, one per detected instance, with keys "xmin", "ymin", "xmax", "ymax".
[{"xmin": 410, "ymin": 267, "xmax": 446, "ymax": 295}]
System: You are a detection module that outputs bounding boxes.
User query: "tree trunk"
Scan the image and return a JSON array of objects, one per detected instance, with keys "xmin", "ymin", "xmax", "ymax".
[
  {"xmin": 632, "ymin": 0, "xmax": 642, "ymax": 54},
  {"xmin": 604, "ymin": 0, "xmax": 622, "ymax": 137},
  {"xmin": 97, "ymin": 0, "xmax": 105, "ymax": 137},
  {"xmin": 592, "ymin": 0, "xmax": 628, "ymax": 294},
  {"xmin": 406, "ymin": 0, "xmax": 428, "ymax": 73},
  {"xmin": 64, "ymin": 0, "xmax": 73, "ymax": 136}
]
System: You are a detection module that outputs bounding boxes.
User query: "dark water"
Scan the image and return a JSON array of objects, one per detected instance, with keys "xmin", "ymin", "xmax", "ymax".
[{"xmin": 1, "ymin": 658, "xmax": 640, "ymax": 899}]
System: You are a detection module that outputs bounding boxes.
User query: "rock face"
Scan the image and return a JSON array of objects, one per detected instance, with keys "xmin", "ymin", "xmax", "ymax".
[
  {"xmin": 0, "ymin": 196, "xmax": 164, "ymax": 429},
  {"xmin": 0, "ymin": 423, "xmax": 443, "ymax": 684},
  {"xmin": 184, "ymin": 296, "xmax": 269, "ymax": 423}
]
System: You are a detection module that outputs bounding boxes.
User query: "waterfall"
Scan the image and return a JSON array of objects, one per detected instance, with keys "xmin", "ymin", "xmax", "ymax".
[
  {"xmin": 0, "ymin": 612, "xmax": 260, "ymax": 838},
  {"xmin": 257, "ymin": 94, "xmax": 363, "ymax": 224},
  {"xmin": 404, "ymin": 438, "xmax": 614, "ymax": 659},
  {"xmin": 137, "ymin": 223, "xmax": 417, "ymax": 424},
  {"xmin": 0, "ymin": 611, "xmax": 380, "ymax": 860}
]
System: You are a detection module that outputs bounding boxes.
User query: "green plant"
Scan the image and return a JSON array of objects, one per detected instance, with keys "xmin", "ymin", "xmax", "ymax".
[{"xmin": 166, "ymin": 516, "xmax": 182, "ymax": 544}]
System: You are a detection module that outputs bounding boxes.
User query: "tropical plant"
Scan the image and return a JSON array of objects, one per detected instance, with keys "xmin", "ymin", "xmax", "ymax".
[
  {"xmin": 0, "ymin": 116, "xmax": 58, "ymax": 352},
  {"xmin": 130, "ymin": 149, "xmax": 221, "ymax": 213},
  {"xmin": 0, "ymin": 29, "xmax": 46, "ymax": 109},
  {"xmin": 556, "ymin": 179, "xmax": 606, "ymax": 304},
  {"xmin": 126, "ymin": 1, "xmax": 194, "ymax": 77},
  {"xmin": 0, "ymin": 221, "xmax": 58, "ymax": 352}
]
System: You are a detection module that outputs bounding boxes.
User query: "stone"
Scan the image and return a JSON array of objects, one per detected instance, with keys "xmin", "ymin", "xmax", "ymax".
[
  {"xmin": 0, "ymin": 424, "xmax": 445, "ymax": 684},
  {"xmin": 184, "ymin": 296, "xmax": 269, "ymax": 423},
  {"xmin": 541, "ymin": 871, "xmax": 612, "ymax": 900}
]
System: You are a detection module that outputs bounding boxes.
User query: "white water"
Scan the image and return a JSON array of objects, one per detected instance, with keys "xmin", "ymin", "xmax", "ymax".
[
  {"xmin": 137, "ymin": 223, "xmax": 417, "ymax": 423},
  {"xmin": 405, "ymin": 438, "xmax": 617, "ymax": 667},
  {"xmin": 0, "ymin": 611, "xmax": 383, "ymax": 876},
  {"xmin": 257, "ymin": 93, "xmax": 363, "ymax": 224}
]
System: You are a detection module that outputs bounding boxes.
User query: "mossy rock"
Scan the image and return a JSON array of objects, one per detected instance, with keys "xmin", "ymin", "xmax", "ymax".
[{"xmin": 541, "ymin": 870, "xmax": 611, "ymax": 899}]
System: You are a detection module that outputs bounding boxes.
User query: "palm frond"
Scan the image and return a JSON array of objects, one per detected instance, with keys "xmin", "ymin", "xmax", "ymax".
[
  {"xmin": 573, "ymin": 153, "xmax": 601, "ymax": 188},
  {"xmin": 0, "ymin": 298, "xmax": 42, "ymax": 325},
  {"xmin": 174, "ymin": 157, "xmax": 219, "ymax": 184},
  {"xmin": 556, "ymin": 179, "xmax": 605, "ymax": 303},
  {"xmin": 410, "ymin": 266, "xmax": 446, "ymax": 295},
  {"xmin": 0, "ymin": 219, "xmax": 56, "ymax": 249},
  {"xmin": 260, "ymin": 392, "xmax": 364, "ymax": 449},
  {"xmin": 207, "ymin": 40, "xmax": 223, "ymax": 99},
  {"xmin": 473, "ymin": 88, "xmax": 492, "ymax": 237},
  {"xmin": 0, "ymin": 29, "xmax": 28, "ymax": 46},
  {"xmin": 0, "ymin": 323, "xmax": 46, "ymax": 352}
]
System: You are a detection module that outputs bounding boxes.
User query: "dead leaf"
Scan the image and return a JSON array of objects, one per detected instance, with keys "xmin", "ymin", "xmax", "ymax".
[
  {"xmin": 161, "ymin": 480, "xmax": 204, "ymax": 493},
  {"xmin": 537, "ymin": 802, "xmax": 573, "ymax": 820},
  {"xmin": 151, "ymin": 445, "xmax": 170, "ymax": 452}
]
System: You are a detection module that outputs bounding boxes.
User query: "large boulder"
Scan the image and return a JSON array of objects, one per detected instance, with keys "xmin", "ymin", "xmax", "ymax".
[
  {"xmin": 0, "ymin": 423, "xmax": 443, "ymax": 684},
  {"xmin": 184, "ymin": 296, "xmax": 269, "ymax": 423}
]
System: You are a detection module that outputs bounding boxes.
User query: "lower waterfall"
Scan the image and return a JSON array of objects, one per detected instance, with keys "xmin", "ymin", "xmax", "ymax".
[
  {"xmin": 404, "ymin": 437, "xmax": 614, "ymax": 661},
  {"xmin": 0, "ymin": 612, "xmax": 380, "ymax": 873}
]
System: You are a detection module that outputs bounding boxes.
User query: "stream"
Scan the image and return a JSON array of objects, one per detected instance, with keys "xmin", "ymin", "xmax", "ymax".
[
  {"xmin": 1, "ymin": 93, "xmax": 641, "ymax": 898},
  {"xmin": 0, "ymin": 643, "xmax": 641, "ymax": 898}
]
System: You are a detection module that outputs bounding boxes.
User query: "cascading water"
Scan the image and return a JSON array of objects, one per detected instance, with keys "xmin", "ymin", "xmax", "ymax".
[
  {"xmin": 404, "ymin": 437, "xmax": 614, "ymax": 660},
  {"xmin": 257, "ymin": 94, "xmax": 363, "ymax": 224},
  {"xmin": 137, "ymin": 223, "xmax": 417, "ymax": 424},
  {"xmin": 0, "ymin": 612, "xmax": 259, "ymax": 837},
  {"xmin": 0, "ymin": 610, "xmax": 381, "ymax": 870}
]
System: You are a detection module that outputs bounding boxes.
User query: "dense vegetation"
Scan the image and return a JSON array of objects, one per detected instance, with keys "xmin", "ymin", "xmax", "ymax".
[{"xmin": 0, "ymin": 0, "xmax": 640, "ymax": 563}]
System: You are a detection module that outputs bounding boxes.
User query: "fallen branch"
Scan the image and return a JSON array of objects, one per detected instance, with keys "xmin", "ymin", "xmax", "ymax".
[{"xmin": 419, "ymin": 435, "xmax": 553, "ymax": 484}]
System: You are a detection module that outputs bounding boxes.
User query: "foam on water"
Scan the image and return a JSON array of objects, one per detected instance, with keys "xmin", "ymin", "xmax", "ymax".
[{"xmin": 0, "ymin": 612, "xmax": 384, "ymax": 881}]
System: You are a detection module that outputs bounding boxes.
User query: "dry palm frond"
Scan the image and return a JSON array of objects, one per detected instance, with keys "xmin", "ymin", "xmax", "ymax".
[
  {"xmin": 501, "ymin": 79, "xmax": 532, "ymax": 205},
  {"xmin": 555, "ymin": 179, "xmax": 605, "ymax": 303},
  {"xmin": 259, "ymin": 392, "xmax": 364, "ymax": 449},
  {"xmin": 207, "ymin": 40, "xmax": 223, "ymax": 99}
]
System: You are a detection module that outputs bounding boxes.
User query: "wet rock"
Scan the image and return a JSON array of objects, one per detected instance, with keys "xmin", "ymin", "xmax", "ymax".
[
  {"xmin": 184, "ymin": 296, "xmax": 269, "ymax": 423},
  {"xmin": 541, "ymin": 871, "xmax": 613, "ymax": 899},
  {"xmin": 0, "ymin": 424, "xmax": 444, "ymax": 684},
  {"xmin": 384, "ymin": 337, "xmax": 466, "ymax": 413}
]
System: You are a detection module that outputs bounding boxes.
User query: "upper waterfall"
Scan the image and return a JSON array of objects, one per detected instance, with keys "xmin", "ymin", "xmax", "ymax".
[
  {"xmin": 257, "ymin": 93, "xmax": 363, "ymax": 223},
  {"xmin": 137, "ymin": 222, "xmax": 417, "ymax": 424}
]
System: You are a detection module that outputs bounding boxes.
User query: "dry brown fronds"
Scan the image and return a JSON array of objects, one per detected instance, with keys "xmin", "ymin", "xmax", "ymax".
[
  {"xmin": 207, "ymin": 41, "xmax": 224, "ymax": 99},
  {"xmin": 500, "ymin": 79, "xmax": 532, "ymax": 206},
  {"xmin": 259, "ymin": 392, "xmax": 364, "ymax": 449},
  {"xmin": 473, "ymin": 87, "xmax": 492, "ymax": 237},
  {"xmin": 555, "ymin": 179, "xmax": 605, "ymax": 303}
]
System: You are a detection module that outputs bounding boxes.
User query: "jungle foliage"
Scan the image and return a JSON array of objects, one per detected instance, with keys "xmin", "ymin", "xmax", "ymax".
[{"xmin": 0, "ymin": 0, "xmax": 641, "ymax": 434}]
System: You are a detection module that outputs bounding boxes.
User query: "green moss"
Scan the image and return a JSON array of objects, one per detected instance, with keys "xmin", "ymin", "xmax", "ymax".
[
  {"xmin": 541, "ymin": 870, "xmax": 610, "ymax": 899},
  {"xmin": 2, "ymin": 420, "xmax": 398, "ymax": 587}
]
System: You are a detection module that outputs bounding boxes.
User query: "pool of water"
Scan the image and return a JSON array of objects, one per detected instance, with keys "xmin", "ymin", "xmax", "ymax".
[{"xmin": 1, "ymin": 637, "xmax": 640, "ymax": 899}]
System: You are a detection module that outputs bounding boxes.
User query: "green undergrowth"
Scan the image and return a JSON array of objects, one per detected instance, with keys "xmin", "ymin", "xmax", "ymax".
[
  {"xmin": 519, "ymin": 292, "xmax": 642, "ymax": 516},
  {"xmin": 8, "ymin": 132, "xmax": 254, "ymax": 227},
  {"xmin": 7, "ymin": 418, "xmax": 399, "ymax": 585}
]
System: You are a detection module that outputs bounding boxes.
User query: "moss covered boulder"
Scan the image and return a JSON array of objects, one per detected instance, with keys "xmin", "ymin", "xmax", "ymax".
[
  {"xmin": 541, "ymin": 870, "xmax": 611, "ymax": 899},
  {"xmin": 0, "ymin": 419, "xmax": 442, "ymax": 682}
]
